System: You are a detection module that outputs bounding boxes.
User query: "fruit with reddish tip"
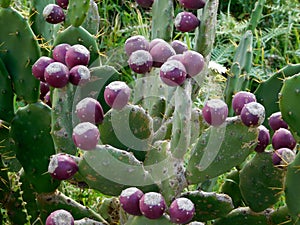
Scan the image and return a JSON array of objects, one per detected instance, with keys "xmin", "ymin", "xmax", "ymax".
[
  {"xmin": 181, "ymin": 50, "xmax": 204, "ymax": 77},
  {"xmin": 40, "ymin": 81, "xmax": 50, "ymax": 100},
  {"xmin": 75, "ymin": 97, "xmax": 104, "ymax": 125},
  {"xmin": 56, "ymin": 0, "xmax": 69, "ymax": 9},
  {"xmin": 72, "ymin": 122, "xmax": 100, "ymax": 150},
  {"xmin": 150, "ymin": 41, "xmax": 176, "ymax": 67},
  {"xmin": 65, "ymin": 44, "xmax": 90, "ymax": 68},
  {"xmin": 240, "ymin": 102, "xmax": 265, "ymax": 127},
  {"xmin": 136, "ymin": 0, "xmax": 154, "ymax": 8},
  {"xmin": 171, "ymin": 40, "xmax": 188, "ymax": 54},
  {"xmin": 69, "ymin": 65, "xmax": 91, "ymax": 86},
  {"xmin": 255, "ymin": 125, "xmax": 270, "ymax": 153},
  {"xmin": 160, "ymin": 59, "xmax": 187, "ymax": 87},
  {"xmin": 179, "ymin": 0, "xmax": 206, "ymax": 9},
  {"xmin": 45, "ymin": 209, "xmax": 74, "ymax": 225},
  {"xmin": 32, "ymin": 56, "xmax": 55, "ymax": 82},
  {"xmin": 139, "ymin": 192, "xmax": 166, "ymax": 219},
  {"xmin": 272, "ymin": 148, "xmax": 296, "ymax": 167},
  {"xmin": 268, "ymin": 111, "xmax": 288, "ymax": 131},
  {"xmin": 175, "ymin": 12, "xmax": 200, "ymax": 33},
  {"xmin": 52, "ymin": 43, "xmax": 71, "ymax": 65},
  {"xmin": 272, "ymin": 128, "xmax": 296, "ymax": 150},
  {"xmin": 169, "ymin": 198, "xmax": 195, "ymax": 224},
  {"xmin": 104, "ymin": 81, "xmax": 131, "ymax": 110},
  {"xmin": 128, "ymin": 50, "xmax": 153, "ymax": 74},
  {"xmin": 125, "ymin": 35, "xmax": 150, "ymax": 56},
  {"xmin": 119, "ymin": 187, "xmax": 144, "ymax": 215},
  {"xmin": 43, "ymin": 4, "xmax": 65, "ymax": 24},
  {"xmin": 44, "ymin": 62, "xmax": 69, "ymax": 88},
  {"xmin": 232, "ymin": 91, "xmax": 256, "ymax": 115},
  {"xmin": 202, "ymin": 99, "xmax": 228, "ymax": 126},
  {"xmin": 48, "ymin": 153, "xmax": 78, "ymax": 180}
]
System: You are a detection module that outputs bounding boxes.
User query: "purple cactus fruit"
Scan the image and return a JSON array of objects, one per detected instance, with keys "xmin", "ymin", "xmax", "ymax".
[
  {"xmin": 150, "ymin": 41, "xmax": 176, "ymax": 67},
  {"xmin": 272, "ymin": 148, "xmax": 296, "ymax": 167},
  {"xmin": 75, "ymin": 97, "xmax": 104, "ymax": 125},
  {"xmin": 232, "ymin": 91, "xmax": 257, "ymax": 115},
  {"xmin": 32, "ymin": 56, "xmax": 55, "ymax": 82},
  {"xmin": 179, "ymin": 0, "xmax": 206, "ymax": 9},
  {"xmin": 69, "ymin": 65, "xmax": 91, "ymax": 86},
  {"xmin": 160, "ymin": 59, "xmax": 187, "ymax": 87},
  {"xmin": 167, "ymin": 54, "xmax": 184, "ymax": 63},
  {"xmin": 44, "ymin": 91, "xmax": 52, "ymax": 107},
  {"xmin": 135, "ymin": 0, "xmax": 154, "ymax": 8},
  {"xmin": 72, "ymin": 122, "xmax": 100, "ymax": 150},
  {"xmin": 43, "ymin": 4, "xmax": 65, "ymax": 24},
  {"xmin": 254, "ymin": 125, "xmax": 270, "ymax": 153},
  {"xmin": 171, "ymin": 40, "xmax": 188, "ymax": 54},
  {"xmin": 268, "ymin": 111, "xmax": 288, "ymax": 131},
  {"xmin": 128, "ymin": 50, "xmax": 153, "ymax": 74},
  {"xmin": 240, "ymin": 102, "xmax": 265, "ymax": 127},
  {"xmin": 119, "ymin": 187, "xmax": 144, "ymax": 216},
  {"xmin": 169, "ymin": 198, "xmax": 195, "ymax": 224},
  {"xmin": 45, "ymin": 209, "xmax": 74, "ymax": 225},
  {"xmin": 56, "ymin": 0, "xmax": 69, "ymax": 9},
  {"xmin": 125, "ymin": 35, "xmax": 150, "ymax": 56},
  {"xmin": 181, "ymin": 50, "xmax": 205, "ymax": 77},
  {"xmin": 149, "ymin": 38, "xmax": 167, "ymax": 51},
  {"xmin": 52, "ymin": 43, "xmax": 71, "ymax": 65},
  {"xmin": 104, "ymin": 81, "xmax": 131, "ymax": 110},
  {"xmin": 139, "ymin": 192, "xmax": 166, "ymax": 219},
  {"xmin": 175, "ymin": 12, "xmax": 200, "ymax": 33},
  {"xmin": 48, "ymin": 153, "xmax": 78, "ymax": 180},
  {"xmin": 44, "ymin": 62, "xmax": 69, "ymax": 88},
  {"xmin": 40, "ymin": 81, "xmax": 50, "ymax": 100},
  {"xmin": 65, "ymin": 44, "xmax": 90, "ymax": 68},
  {"xmin": 202, "ymin": 99, "xmax": 228, "ymax": 126},
  {"xmin": 271, "ymin": 128, "xmax": 296, "ymax": 150}
]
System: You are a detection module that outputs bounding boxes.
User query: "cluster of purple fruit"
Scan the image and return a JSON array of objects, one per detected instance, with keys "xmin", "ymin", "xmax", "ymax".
[
  {"xmin": 43, "ymin": 0, "xmax": 69, "ymax": 24},
  {"xmin": 125, "ymin": 35, "xmax": 205, "ymax": 87},
  {"xmin": 45, "ymin": 209, "xmax": 74, "ymax": 225},
  {"xmin": 119, "ymin": 187, "xmax": 195, "ymax": 224}
]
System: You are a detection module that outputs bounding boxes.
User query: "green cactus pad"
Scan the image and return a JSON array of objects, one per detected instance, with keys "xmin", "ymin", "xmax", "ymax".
[
  {"xmin": 78, "ymin": 144, "xmax": 159, "ymax": 196},
  {"xmin": 0, "ymin": 58, "xmax": 14, "ymax": 123},
  {"xmin": 186, "ymin": 117, "xmax": 258, "ymax": 184},
  {"xmin": 239, "ymin": 151, "xmax": 285, "ymax": 212},
  {"xmin": 269, "ymin": 205, "xmax": 295, "ymax": 225},
  {"xmin": 279, "ymin": 73, "xmax": 300, "ymax": 137},
  {"xmin": 67, "ymin": 0, "xmax": 90, "ymax": 27},
  {"xmin": 10, "ymin": 102, "xmax": 60, "ymax": 193},
  {"xmin": 181, "ymin": 190, "xmax": 234, "ymax": 222},
  {"xmin": 213, "ymin": 207, "xmax": 269, "ymax": 225},
  {"xmin": 0, "ymin": 6, "xmax": 41, "ymax": 103},
  {"xmin": 81, "ymin": 0, "xmax": 100, "ymax": 35},
  {"xmin": 98, "ymin": 197, "xmax": 120, "ymax": 224},
  {"xmin": 0, "ymin": 0, "xmax": 10, "ymax": 8},
  {"xmin": 99, "ymin": 104, "xmax": 153, "ymax": 161},
  {"xmin": 124, "ymin": 215, "xmax": 175, "ymax": 225}
]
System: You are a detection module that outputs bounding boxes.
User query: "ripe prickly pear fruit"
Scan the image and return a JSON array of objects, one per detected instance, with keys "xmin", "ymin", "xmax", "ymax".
[
  {"xmin": 255, "ymin": 125, "xmax": 270, "ymax": 153},
  {"xmin": 150, "ymin": 41, "xmax": 176, "ymax": 67},
  {"xmin": 44, "ymin": 91, "xmax": 52, "ymax": 107},
  {"xmin": 32, "ymin": 56, "xmax": 55, "ymax": 82},
  {"xmin": 136, "ymin": 0, "xmax": 154, "ymax": 8},
  {"xmin": 232, "ymin": 91, "xmax": 256, "ymax": 115},
  {"xmin": 40, "ymin": 81, "xmax": 50, "ymax": 100},
  {"xmin": 75, "ymin": 97, "xmax": 104, "ymax": 125},
  {"xmin": 43, "ymin": 4, "xmax": 66, "ymax": 24},
  {"xmin": 272, "ymin": 128, "xmax": 296, "ymax": 150},
  {"xmin": 52, "ymin": 43, "xmax": 71, "ymax": 65},
  {"xmin": 69, "ymin": 65, "xmax": 91, "ymax": 86},
  {"xmin": 56, "ymin": 0, "xmax": 69, "ymax": 9},
  {"xmin": 119, "ymin": 187, "xmax": 144, "ymax": 216},
  {"xmin": 171, "ymin": 40, "xmax": 188, "ymax": 54},
  {"xmin": 272, "ymin": 148, "xmax": 296, "ymax": 167},
  {"xmin": 72, "ymin": 122, "xmax": 100, "ymax": 150},
  {"xmin": 128, "ymin": 50, "xmax": 153, "ymax": 74},
  {"xmin": 65, "ymin": 44, "xmax": 90, "ymax": 69},
  {"xmin": 202, "ymin": 99, "xmax": 228, "ymax": 126},
  {"xmin": 125, "ymin": 35, "xmax": 150, "ymax": 56},
  {"xmin": 149, "ymin": 38, "xmax": 167, "ymax": 51},
  {"xmin": 160, "ymin": 59, "xmax": 187, "ymax": 86},
  {"xmin": 45, "ymin": 209, "xmax": 74, "ymax": 225},
  {"xmin": 169, "ymin": 198, "xmax": 195, "ymax": 224},
  {"xmin": 168, "ymin": 54, "xmax": 184, "ymax": 62},
  {"xmin": 44, "ymin": 62, "xmax": 69, "ymax": 88},
  {"xmin": 104, "ymin": 81, "xmax": 131, "ymax": 110},
  {"xmin": 139, "ymin": 192, "xmax": 166, "ymax": 219},
  {"xmin": 268, "ymin": 111, "xmax": 288, "ymax": 131},
  {"xmin": 179, "ymin": 0, "xmax": 206, "ymax": 9},
  {"xmin": 175, "ymin": 12, "xmax": 200, "ymax": 33},
  {"xmin": 181, "ymin": 50, "xmax": 204, "ymax": 77},
  {"xmin": 48, "ymin": 153, "xmax": 78, "ymax": 180},
  {"xmin": 240, "ymin": 102, "xmax": 265, "ymax": 127}
]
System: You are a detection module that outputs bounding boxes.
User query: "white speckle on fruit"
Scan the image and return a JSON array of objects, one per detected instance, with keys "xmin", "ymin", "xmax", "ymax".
[
  {"xmin": 129, "ymin": 50, "xmax": 152, "ymax": 66},
  {"xmin": 48, "ymin": 155, "xmax": 59, "ymax": 174},
  {"xmin": 121, "ymin": 187, "xmax": 140, "ymax": 198},
  {"xmin": 176, "ymin": 198, "xmax": 194, "ymax": 211},
  {"xmin": 206, "ymin": 99, "xmax": 227, "ymax": 110},
  {"xmin": 143, "ymin": 192, "xmax": 162, "ymax": 206},
  {"xmin": 53, "ymin": 210, "xmax": 73, "ymax": 224},
  {"xmin": 73, "ymin": 122, "xmax": 97, "ymax": 135},
  {"xmin": 46, "ymin": 62, "xmax": 66, "ymax": 74}
]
